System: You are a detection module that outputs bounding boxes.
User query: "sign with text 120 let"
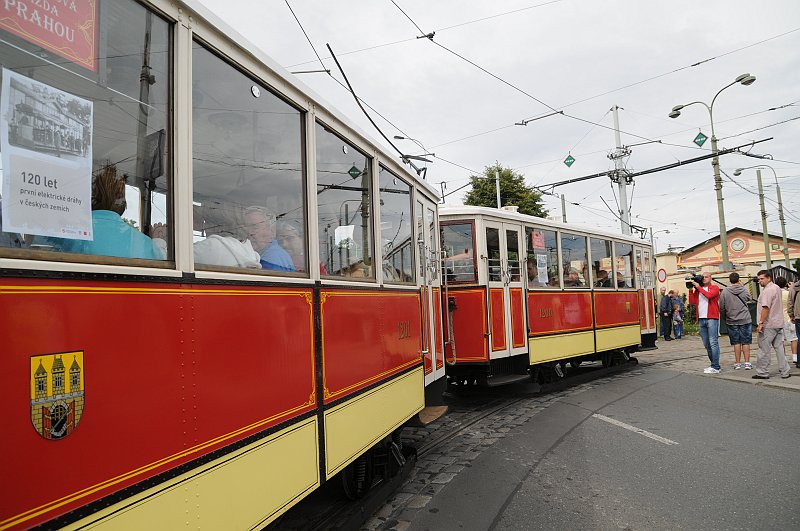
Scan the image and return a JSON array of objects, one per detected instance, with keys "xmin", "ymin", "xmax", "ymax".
[{"xmin": 1, "ymin": 69, "xmax": 93, "ymax": 240}]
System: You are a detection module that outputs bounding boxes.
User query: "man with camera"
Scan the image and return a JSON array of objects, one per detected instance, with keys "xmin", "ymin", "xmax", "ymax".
[
  {"xmin": 752, "ymin": 270, "xmax": 791, "ymax": 379},
  {"xmin": 688, "ymin": 272, "xmax": 721, "ymax": 373}
]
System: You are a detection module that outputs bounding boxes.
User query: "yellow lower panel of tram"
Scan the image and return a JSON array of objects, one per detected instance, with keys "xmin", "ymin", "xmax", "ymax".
[
  {"xmin": 74, "ymin": 418, "xmax": 319, "ymax": 530},
  {"xmin": 324, "ymin": 367, "xmax": 424, "ymax": 479},
  {"xmin": 595, "ymin": 324, "xmax": 641, "ymax": 352},
  {"xmin": 529, "ymin": 330, "xmax": 595, "ymax": 364}
]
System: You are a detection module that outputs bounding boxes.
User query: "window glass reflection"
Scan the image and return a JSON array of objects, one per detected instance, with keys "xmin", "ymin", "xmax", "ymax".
[
  {"xmin": 525, "ymin": 227, "xmax": 559, "ymax": 288},
  {"xmin": 486, "ymin": 227, "xmax": 501, "ymax": 282},
  {"xmin": 191, "ymin": 42, "xmax": 305, "ymax": 273},
  {"xmin": 0, "ymin": 0, "xmax": 171, "ymax": 262},
  {"xmin": 379, "ymin": 166, "xmax": 413, "ymax": 283},
  {"xmin": 615, "ymin": 242, "xmax": 634, "ymax": 288},
  {"xmin": 561, "ymin": 233, "xmax": 587, "ymax": 287},
  {"xmin": 442, "ymin": 223, "xmax": 475, "ymax": 283},
  {"xmin": 316, "ymin": 122, "xmax": 373, "ymax": 279},
  {"xmin": 590, "ymin": 237, "xmax": 614, "ymax": 288}
]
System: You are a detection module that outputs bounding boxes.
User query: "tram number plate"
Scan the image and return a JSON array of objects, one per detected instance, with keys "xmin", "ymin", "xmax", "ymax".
[{"xmin": 398, "ymin": 320, "xmax": 411, "ymax": 339}]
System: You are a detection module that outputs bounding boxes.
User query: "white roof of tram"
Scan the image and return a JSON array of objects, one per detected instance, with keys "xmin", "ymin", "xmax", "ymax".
[
  {"xmin": 184, "ymin": 0, "xmax": 440, "ymax": 200},
  {"xmin": 439, "ymin": 206, "xmax": 649, "ymax": 246}
]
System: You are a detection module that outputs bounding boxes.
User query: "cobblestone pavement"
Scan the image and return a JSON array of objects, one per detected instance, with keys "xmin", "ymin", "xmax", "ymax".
[{"xmin": 364, "ymin": 335, "xmax": 799, "ymax": 530}]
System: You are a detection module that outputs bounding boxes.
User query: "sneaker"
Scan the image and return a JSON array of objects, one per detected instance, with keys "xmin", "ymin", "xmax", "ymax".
[
  {"xmin": 781, "ymin": 373, "xmax": 792, "ymax": 379},
  {"xmin": 744, "ymin": 362, "xmax": 753, "ymax": 370},
  {"xmin": 734, "ymin": 363, "xmax": 741, "ymax": 370},
  {"xmin": 752, "ymin": 374, "xmax": 769, "ymax": 379},
  {"xmin": 705, "ymin": 368, "xmax": 721, "ymax": 374}
]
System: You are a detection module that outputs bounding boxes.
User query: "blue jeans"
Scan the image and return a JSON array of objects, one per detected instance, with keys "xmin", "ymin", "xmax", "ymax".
[
  {"xmin": 699, "ymin": 318, "xmax": 721, "ymax": 369},
  {"xmin": 673, "ymin": 322, "xmax": 683, "ymax": 338}
]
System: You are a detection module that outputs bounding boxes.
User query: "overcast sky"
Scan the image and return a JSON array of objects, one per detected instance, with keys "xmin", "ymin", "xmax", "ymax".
[{"xmin": 196, "ymin": 0, "xmax": 800, "ymax": 255}]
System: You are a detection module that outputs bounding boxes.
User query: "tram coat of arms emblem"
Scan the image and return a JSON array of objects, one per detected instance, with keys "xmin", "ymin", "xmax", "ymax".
[{"xmin": 30, "ymin": 351, "xmax": 85, "ymax": 440}]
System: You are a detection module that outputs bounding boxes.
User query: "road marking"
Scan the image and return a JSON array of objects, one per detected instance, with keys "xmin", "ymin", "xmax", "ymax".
[{"xmin": 592, "ymin": 413, "xmax": 679, "ymax": 446}]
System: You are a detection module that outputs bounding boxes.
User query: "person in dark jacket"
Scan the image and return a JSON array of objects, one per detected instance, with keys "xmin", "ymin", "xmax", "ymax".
[
  {"xmin": 719, "ymin": 272, "xmax": 753, "ymax": 370},
  {"xmin": 659, "ymin": 288, "xmax": 674, "ymax": 341}
]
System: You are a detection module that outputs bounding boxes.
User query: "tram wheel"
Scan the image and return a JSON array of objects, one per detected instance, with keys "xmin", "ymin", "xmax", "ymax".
[
  {"xmin": 601, "ymin": 352, "xmax": 612, "ymax": 368},
  {"xmin": 342, "ymin": 454, "xmax": 373, "ymax": 500},
  {"xmin": 570, "ymin": 360, "xmax": 582, "ymax": 369}
]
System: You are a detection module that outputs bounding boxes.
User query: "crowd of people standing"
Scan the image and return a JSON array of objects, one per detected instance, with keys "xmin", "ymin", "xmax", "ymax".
[{"xmin": 659, "ymin": 270, "xmax": 800, "ymax": 378}]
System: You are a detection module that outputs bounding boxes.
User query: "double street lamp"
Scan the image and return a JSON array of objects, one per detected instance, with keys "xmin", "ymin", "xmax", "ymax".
[
  {"xmin": 733, "ymin": 164, "xmax": 789, "ymax": 269},
  {"xmin": 668, "ymin": 73, "xmax": 756, "ymax": 270}
]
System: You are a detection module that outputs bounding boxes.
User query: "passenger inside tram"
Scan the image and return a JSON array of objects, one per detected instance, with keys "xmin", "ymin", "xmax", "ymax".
[
  {"xmin": 194, "ymin": 202, "xmax": 261, "ymax": 269},
  {"xmin": 276, "ymin": 220, "xmax": 306, "ymax": 272},
  {"xmin": 564, "ymin": 267, "xmax": 583, "ymax": 287},
  {"xmin": 595, "ymin": 269, "xmax": 612, "ymax": 287},
  {"xmin": 52, "ymin": 166, "xmax": 161, "ymax": 260},
  {"xmin": 243, "ymin": 206, "xmax": 295, "ymax": 272}
]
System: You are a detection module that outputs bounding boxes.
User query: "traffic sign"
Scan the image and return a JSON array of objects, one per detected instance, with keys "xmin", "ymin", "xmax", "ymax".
[
  {"xmin": 348, "ymin": 165, "xmax": 362, "ymax": 179},
  {"xmin": 657, "ymin": 268, "xmax": 667, "ymax": 283},
  {"xmin": 693, "ymin": 132, "xmax": 708, "ymax": 147},
  {"xmin": 564, "ymin": 154, "xmax": 575, "ymax": 167}
]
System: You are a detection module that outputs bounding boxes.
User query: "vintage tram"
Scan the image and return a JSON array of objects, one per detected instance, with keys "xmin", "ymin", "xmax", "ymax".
[
  {"xmin": 0, "ymin": 0, "xmax": 445, "ymax": 528},
  {"xmin": 440, "ymin": 206, "xmax": 657, "ymax": 386}
]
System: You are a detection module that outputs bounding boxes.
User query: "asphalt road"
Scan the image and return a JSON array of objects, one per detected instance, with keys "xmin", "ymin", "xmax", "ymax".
[{"xmin": 409, "ymin": 368, "xmax": 800, "ymax": 531}]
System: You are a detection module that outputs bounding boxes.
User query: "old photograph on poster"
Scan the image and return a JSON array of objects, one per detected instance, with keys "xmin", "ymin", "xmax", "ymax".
[{"xmin": 1, "ymin": 68, "xmax": 93, "ymax": 240}]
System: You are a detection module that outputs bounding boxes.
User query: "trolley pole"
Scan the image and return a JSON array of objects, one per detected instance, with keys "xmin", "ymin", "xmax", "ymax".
[
  {"xmin": 756, "ymin": 169, "xmax": 771, "ymax": 269},
  {"xmin": 610, "ymin": 105, "xmax": 631, "ymax": 235},
  {"xmin": 495, "ymin": 168, "xmax": 501, "ymax": 209},
  {"xmin": 561, "ymin": 194, "xmax": 567, "ymax": 223}
]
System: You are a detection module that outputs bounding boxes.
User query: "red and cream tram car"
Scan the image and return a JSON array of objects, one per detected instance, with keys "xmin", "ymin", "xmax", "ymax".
[
  {"xmin": 0, "ymin": 0, "xmax": 445, "ymax": 528},
  {"xmin": 440, "ymin": 206, "xmax": 657, "ymax": 385}
]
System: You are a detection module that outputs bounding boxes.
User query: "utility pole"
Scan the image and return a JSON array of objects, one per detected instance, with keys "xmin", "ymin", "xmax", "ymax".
[
  {"xmin": 561, "ymin": 194, "xmax": 567, "ymax": 223},
  {"xmin": 775, "ymin": 176, "xmax": 790, "ymax": 268},
  {"xmin": 609, "ymin": 105, "xmax": 631, "ymax": 234},
  {"xmin": 756, "ymin": 169, "xmax": 771, "ymax": 269},
  {"xmin": 495, "ymin": 168, "xmax": 501, "ymax": 209}
]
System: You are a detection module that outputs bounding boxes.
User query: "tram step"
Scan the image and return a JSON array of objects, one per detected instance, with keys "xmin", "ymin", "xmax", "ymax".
[
  {"xmin": 408, "ymin": 405, "xmax": 449, "ymax": 427},
  {"xmin": 486, "ymin": 373, "xmax": 530, "ymax": 387}
]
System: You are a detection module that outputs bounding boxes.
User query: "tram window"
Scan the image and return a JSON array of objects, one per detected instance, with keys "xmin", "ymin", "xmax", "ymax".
[
  {"xmin": 590, "ymin": 238, "xmax": 614, "ymax": 288},
  {"xmin": 615, "ymin": 242, "xmax": 635, "ymax": 288},
  {"xmin": 635, "ymin": 247, "xmax": 644, "ymax": 288},
  {"xmin": 560, "ymin": 233, "xmax": 587, "ymax": 288},
  {"xmin": 486, "ymin": 227, "xmax": 501, "ymax": 282},
  {"xmin": 191, "ymin": 43, "xmax": 306, "ymax": 274},
  {"xmin": 525, "ymin": 227, "xmax": 559, "ymax": 289},
  {"xmin": 427, "ymin": 207, "xmax": 438, "ymax": 281},
  {"xmin": 442, "ymin": 223, "xmax": 476, "ymax": 283},
  {"xmin": 316, "ymin": 122, "xmax": 373, "ymax": 279},
  {"xmin": 0, "ymin": 0, "xmax": 172, "ymax": 263},
  {"xmin": 643, "ymin": 249, "xmax": 653, "ymax": 288},
  {"xmin": 379, "ymin": 166, "xmax": 413, "ymax": 283}
]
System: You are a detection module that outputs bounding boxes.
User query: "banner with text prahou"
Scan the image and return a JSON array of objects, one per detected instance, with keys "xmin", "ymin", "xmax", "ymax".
[
  {"xmin": 0, "ymin": 0, "xmax": 97, "ymax": 71},
  {"xmin": 1, "ymin": 68, "xmax": 93, "ymax": 239}
]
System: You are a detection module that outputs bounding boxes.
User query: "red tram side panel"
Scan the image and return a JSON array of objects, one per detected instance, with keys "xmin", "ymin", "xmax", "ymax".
[
  {"xmin": 320, "ymin": 290, "xmax": 422, "ymax": 403},
  {"xmin": 509, "ymin": 288, "xmax": 526, "ymax": 348},
  {"xmin": 444, "ymin": 288, "xmax": 488, "ymax": 363},
  {"xmin": 0, "ymin": 279, "xmax": 315, "ymax": 530},
  {"xmin": 433, "ymin": 287, "xmax": 444, "ymax": 370},
  {"xmin": 527, "ymin": 292, "xmax": 593, "ymax": 336},
  {"xmin": 489, "ymin": 288, "xmax": 507, "ymax": 352},
  {"xmin": 593, "ymin": 291, "xmax": 640, "ymax": 328}
]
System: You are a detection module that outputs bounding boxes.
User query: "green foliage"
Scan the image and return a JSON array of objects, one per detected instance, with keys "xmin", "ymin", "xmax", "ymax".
[
  {"xmin": 794, "ymin": 257, "xmax": 800, "ymax": 273},
  {"xmin": 463, "ymin": 163, "xmax": 548, "ymax": 218}
]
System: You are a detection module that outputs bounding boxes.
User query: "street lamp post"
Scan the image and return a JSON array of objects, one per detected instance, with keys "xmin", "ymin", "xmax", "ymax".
[
  {"xmin": 668, "ymin": 73, "xmax": 756, "ymax": 271},
  {"xmin": 734, "ymin": 164, "xmax": 790, "ymax": 268}
]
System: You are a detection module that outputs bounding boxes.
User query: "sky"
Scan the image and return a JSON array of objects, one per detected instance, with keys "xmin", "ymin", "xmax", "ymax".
[{"xmin": 195, "ymin": 0, "xmax": 800, "ymax": 255}]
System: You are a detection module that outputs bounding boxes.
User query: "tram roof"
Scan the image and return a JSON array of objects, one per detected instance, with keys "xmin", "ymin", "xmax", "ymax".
[
  {"xmin": 184, "ymin": 0, "xmax": 439, "ymax": 200},
  {"xmin": 439, "ymin": 205, "xmax": 648, "ymax": 246}
]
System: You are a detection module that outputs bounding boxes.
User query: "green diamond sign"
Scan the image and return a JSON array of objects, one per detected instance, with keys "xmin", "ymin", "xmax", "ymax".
[
  {"xmin": 693, "ymin": 132, "xmax": 708, "ymax": 147},
  {"xmin": 564, "ymin": 154, "xmax": 575, "ymax": 167},
  {"xmin": 348, "ymin": 165, "xmax": 362, "ymax": 179}
]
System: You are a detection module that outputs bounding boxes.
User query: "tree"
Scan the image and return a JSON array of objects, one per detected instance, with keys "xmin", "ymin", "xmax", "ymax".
[
  {"xmin": 794, "ymin": 257, "xmax": 800, "ymax": 273},
  {"xmin": 463, "ymin": 163, "xmax": 548, "ymax": 218}
]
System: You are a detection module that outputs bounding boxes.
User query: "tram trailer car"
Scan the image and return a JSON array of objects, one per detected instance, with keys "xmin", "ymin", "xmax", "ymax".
[
  {"xmin": 0, "ymin": 0, "xmax": 447, "ymax": 528},
  {"xmin": 440, "ymin": 206, "xmax": 657, "ymax": 386}
]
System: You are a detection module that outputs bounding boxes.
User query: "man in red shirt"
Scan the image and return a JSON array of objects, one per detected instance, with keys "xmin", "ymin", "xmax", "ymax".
[{"xmin": 689, "ymin": 272, "xmax": 721, "ymax": 373}]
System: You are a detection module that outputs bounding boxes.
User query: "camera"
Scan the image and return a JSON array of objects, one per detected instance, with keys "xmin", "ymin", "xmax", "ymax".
[{"xmin": 685, "ymin": 274, "xmax": 704, "ymax": 289}]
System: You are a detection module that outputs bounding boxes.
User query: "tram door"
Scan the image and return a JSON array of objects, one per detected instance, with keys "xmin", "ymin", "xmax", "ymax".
[
  {"xmin": 485, "ymin": 222, "xmax": 527, "ymax": 359},
  {"xmin": 417, "ymin": 198, "xmax": 445, "ymax": 386}
]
